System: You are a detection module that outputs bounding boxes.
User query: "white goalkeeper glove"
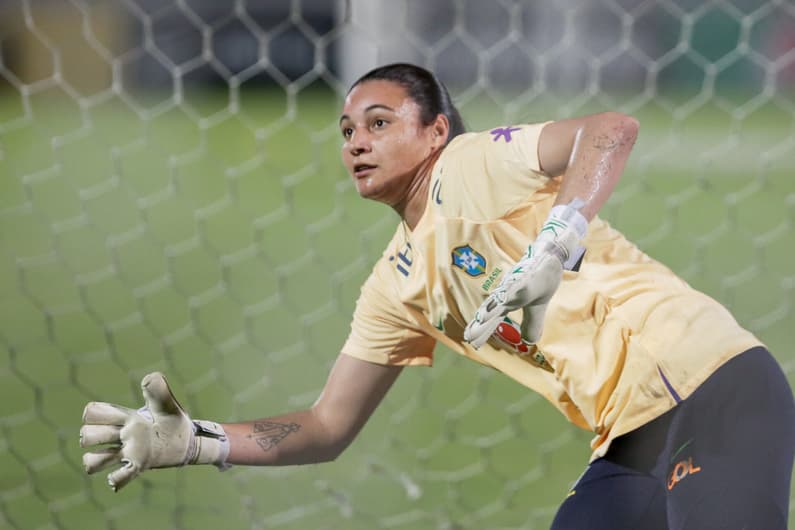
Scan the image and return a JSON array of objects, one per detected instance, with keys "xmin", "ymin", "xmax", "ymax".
[
  {"xmin": 80, "ymin": 372, "xmax": 230, "ymax": 492},
  {"xmin": 464, "ymin": 201, "xmax": 588, "ymax": 349}
]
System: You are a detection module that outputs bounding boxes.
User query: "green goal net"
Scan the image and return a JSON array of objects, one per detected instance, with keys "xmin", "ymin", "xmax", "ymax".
[{"xmin": 0, "ymin": 1, "xmax": 792, "ymax": 528}]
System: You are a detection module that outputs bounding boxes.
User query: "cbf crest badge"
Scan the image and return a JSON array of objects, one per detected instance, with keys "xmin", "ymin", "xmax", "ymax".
[{"xmin": 451, "ymin": 245, "xmax": 487, "ymax": 277}]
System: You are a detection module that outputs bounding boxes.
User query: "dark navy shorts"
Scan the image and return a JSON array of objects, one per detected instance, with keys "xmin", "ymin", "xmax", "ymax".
[{"xmin": 551, "ymin": 346, "xmax": 795, "ymax": 530}]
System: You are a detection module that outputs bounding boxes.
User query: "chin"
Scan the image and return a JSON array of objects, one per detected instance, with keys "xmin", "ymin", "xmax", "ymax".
[{"xmin": 354, "ymin": 178, "xmax": 382, "ymax": 200}]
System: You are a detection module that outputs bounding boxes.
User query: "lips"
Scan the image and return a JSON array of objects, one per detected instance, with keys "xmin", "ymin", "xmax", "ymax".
[{"xmin": 353, "ymin": 164, "xmax": 376, "ymax": 178}]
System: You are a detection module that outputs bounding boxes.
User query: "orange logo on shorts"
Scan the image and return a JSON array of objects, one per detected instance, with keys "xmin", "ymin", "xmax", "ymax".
[{"xmin": 667, "ymin": 457, "xmax": 701, "ymax": 490}]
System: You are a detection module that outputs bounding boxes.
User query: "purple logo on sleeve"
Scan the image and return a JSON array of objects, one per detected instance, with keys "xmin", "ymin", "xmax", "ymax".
[{"xmin": 490, "ymin": 126, "xmax": 522, "ymax": 142}]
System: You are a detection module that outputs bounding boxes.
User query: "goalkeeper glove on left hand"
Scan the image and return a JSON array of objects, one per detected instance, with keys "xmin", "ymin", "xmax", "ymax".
[
  {"xmin": 80, "ymin": 372, "xmax": 230, "ymax": 492},
  {"xmin": 464, "ymin": 202, "xmax": 587, "ymax": 349}
]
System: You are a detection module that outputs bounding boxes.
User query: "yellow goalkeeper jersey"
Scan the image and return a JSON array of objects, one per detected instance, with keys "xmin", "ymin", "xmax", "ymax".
[{"xmin": 341, "ymin": 123, "xmax": 762, "ymax": 459}]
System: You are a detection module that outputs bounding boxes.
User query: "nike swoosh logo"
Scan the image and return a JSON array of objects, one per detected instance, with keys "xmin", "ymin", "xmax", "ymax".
[{"xmin": 670, "ymin": 438, "xmax": 694, "ymax": 463}]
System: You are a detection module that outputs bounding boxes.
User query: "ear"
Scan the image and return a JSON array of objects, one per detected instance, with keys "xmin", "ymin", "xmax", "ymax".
[{"xmin": 430, "ymin": 114, "xmax": 450, "ymax": 149}]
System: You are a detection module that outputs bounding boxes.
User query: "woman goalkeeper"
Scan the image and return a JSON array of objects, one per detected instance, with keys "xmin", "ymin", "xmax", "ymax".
[{"xmin": 80, "ymin": 63, "xmax": 795, "ymax": 529}]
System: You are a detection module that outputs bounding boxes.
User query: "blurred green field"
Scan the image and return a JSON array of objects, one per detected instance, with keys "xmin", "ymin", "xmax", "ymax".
[{"xmin": 0, "ymin": 86, "xmax": 793, "ymax": 530}]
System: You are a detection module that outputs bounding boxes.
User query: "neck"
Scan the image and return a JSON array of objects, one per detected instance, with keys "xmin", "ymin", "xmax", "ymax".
[{"xmin": 394, "ymin": 149, "xmax": 442, "ymax": 230}]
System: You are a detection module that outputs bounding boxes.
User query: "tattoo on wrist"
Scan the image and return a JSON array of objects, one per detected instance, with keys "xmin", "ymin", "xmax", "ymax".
[{"xmin": 248, "ymin": 421, "xmax": 301, "ymax": 451}]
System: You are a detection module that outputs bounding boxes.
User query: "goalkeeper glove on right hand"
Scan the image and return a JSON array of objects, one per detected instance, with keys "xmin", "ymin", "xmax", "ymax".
[{"xmin": 80, "ymin": 372, "xmax": 230, "ymax": 492}]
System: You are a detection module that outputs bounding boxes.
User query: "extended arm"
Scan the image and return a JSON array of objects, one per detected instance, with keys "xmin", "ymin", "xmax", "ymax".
[
  {"xmin": 80, "ymin": 353, "xmax": 402, "ymax": 490},
  {"xmin": 223, "ymin": 353, "xmax": 402, "ymax": 465}
]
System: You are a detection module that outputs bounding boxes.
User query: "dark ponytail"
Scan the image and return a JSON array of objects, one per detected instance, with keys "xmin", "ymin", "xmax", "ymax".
[{"xmin": 349, "ymin": 63, "xmax": 466, "ymax": 144}]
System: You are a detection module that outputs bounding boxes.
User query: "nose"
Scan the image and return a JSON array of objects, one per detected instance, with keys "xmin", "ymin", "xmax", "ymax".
[{"xmin": 349, "ymin": 128, "xmax": 372, "ymax": 156}]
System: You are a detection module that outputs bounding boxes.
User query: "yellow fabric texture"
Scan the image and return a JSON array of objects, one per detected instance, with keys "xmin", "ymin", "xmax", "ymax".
[{"xmin": 341, "ymin": 123, "xmax": 761, "ymax": 459}]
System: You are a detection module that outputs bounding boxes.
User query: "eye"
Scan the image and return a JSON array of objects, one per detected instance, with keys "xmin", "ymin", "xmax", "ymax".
[
  {"xmin": 341, "ymin": 127, "xmax": 353, "ymax": 139},
  {"xmin": 373, "ymin": 118, "xmax": 387, "ymax": 129}
]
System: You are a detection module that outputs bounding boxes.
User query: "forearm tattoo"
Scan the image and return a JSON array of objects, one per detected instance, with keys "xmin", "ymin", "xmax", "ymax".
[{"xmin": 248, "ymin": 420, "xmax": 301, "ymax": 452}]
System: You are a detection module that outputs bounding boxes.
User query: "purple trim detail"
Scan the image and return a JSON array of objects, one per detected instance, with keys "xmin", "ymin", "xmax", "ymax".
[
  {"xmin": 658, "ymin": 366, "xmax": 682, "ymax": 403},
  {"xmin": 490, "ymin": 127, "xmax": 522, "ymax": 143}
]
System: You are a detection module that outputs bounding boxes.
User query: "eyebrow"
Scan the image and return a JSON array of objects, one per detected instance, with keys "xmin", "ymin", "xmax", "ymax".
[{"xmin": 339, "ymin": 104, "xmax": 396, "ymax": 124}]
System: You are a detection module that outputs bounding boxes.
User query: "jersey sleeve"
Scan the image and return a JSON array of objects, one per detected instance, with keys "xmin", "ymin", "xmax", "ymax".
[
  {"xmin": 487, "ymin": 122, "xmax": 550, "ymax": 174},
  {"xmin": 439, "ymin": 122, "xmax": 553, "ymax": 221},
  {"xmin": 341, "ymin": 259, "xmax": 436, "ymax": 366}
]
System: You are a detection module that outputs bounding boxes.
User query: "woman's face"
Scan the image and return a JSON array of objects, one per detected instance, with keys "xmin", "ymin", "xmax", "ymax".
[{"xmin": 339, "ymin": 80, "xmax": 444, "ymax": 204}]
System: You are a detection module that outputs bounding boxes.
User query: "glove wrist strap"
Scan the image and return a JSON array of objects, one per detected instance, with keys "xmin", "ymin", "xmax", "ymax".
[
  {"xmin": 548, "ymin": 203, "xmax": 588, "ymax": 240},
  {"xmin": 535, "ymin": 202, "xmax": 589, "ymax": 268},
  {"xmin": 188, "ymin": 420, "xmax": 231, "ymax": 470}
]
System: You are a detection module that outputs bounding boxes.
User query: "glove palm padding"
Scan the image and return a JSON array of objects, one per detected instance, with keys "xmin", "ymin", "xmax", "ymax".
[
  {"xmin": 465, "ymin": 201, "xmax": 587, "ymax": 349},
  {"xmin": 80, "ymin": 372, "xmax": 227, "ymax": 491},
  {"xmin": 464, "ymin": 241, "xmax": 564, "ymax": 348}
]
